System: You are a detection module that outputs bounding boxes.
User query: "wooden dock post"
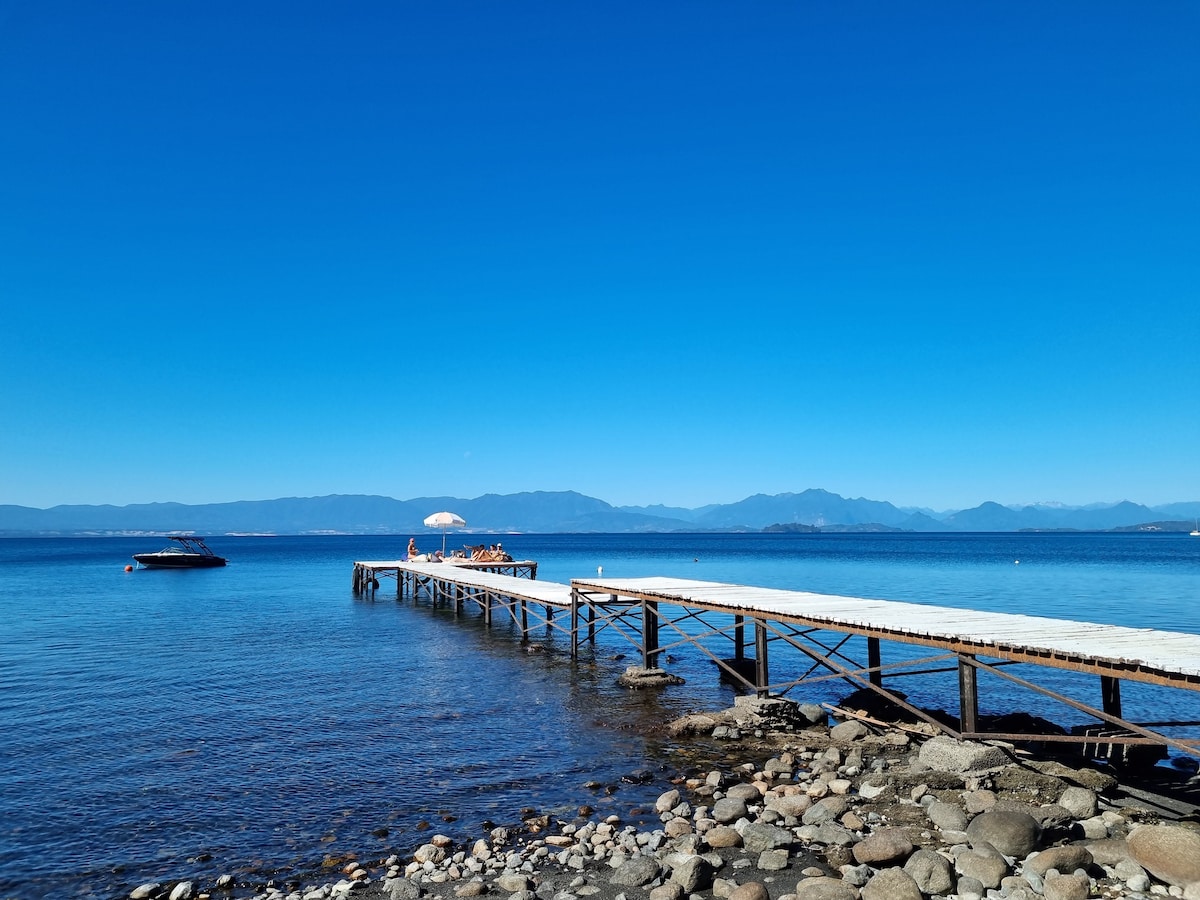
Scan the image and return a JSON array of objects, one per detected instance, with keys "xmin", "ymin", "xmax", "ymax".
[
  {"xmin": 868, "ymin": 637, "xmax": 883, "ymax": 687},
  {"xmin": 641, "ymin": 599, "xmax": 660, "ymax": 668},
  {"xmin": 570, "ymin": 588, "xmax": 580, "ymax": 657},
  {"xmin": 1102, "ymin": 675, "xmax": 1123, "ymax": 718},
  {"xmin": 959, "ymin": 654, "xmax": 979, "ymax": 734},
  {"xmin": 755, "ymin": 620, "xmax": 770, "ymax": 697}
]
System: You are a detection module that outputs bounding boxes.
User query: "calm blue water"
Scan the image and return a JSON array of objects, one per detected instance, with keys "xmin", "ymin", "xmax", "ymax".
[{"xmin": 2, "ymin": 533, "xmax": 1198, "ymax": 899}]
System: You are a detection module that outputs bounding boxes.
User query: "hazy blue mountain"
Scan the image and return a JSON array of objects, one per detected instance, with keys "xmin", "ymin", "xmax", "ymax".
[
  {"xmin": 693, "ymin": 489, "xmax": 910, "ymax": 529},
  {"xmin": 0, "ymin": 490, "xmax": 1195, "ymax": 536},
  {"xmin": 941, "ymin": 499, "xmax": 1161, "ymax": 532},
  {"xmin": 617, "ymin": 503, "xmax": 701, "ymax": 522},
  {"xmin": 1154, "ymin": 501, "xmax": 1200, "ymax": 518}
]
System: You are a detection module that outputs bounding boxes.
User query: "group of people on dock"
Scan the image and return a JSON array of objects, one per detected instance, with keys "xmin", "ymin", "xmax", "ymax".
[
  {"xmin": 469, "ymin": 542, "xmax": 512, "ymax": 562},
  {"xmin": 405, "ymin": 538, "xmax": 512, "ymax": 563}
]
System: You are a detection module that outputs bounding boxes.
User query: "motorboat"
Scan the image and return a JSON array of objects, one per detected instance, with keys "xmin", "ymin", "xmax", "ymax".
[{"xmin": 133, "ymin": 536, "xmax": 227, "ymax": 568}]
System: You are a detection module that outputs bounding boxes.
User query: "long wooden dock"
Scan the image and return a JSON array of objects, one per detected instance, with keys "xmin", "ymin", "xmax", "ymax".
[{"xmin": 351, "ymin": 560, "xmax": 1200, "ymax": 759}]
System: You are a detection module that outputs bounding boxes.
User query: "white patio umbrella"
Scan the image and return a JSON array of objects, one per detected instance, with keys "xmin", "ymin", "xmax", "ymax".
[{"xmin": 423, "ymin": 511, "xmax": 466, "ymax": 555}]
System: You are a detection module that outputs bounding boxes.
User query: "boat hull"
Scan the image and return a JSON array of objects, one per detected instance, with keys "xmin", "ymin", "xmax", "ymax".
[{"xmin": 133, "ymin": 553, "xmax": 227, "ymax": 568}]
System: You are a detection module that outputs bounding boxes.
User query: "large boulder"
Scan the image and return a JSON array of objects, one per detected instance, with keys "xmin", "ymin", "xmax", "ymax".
[
  {"xmin": 861, "ymin": 867, "xmax": 922, "ymax": 900},
  {"xmin": 1026, "ymin": 844, "xmax": 1093, "ymax": 877},
  {"xmin": 1127, "ymin": 824, "xmax": 1200, "ymax": 889},
  {"xmin": 954, "ymin": 847, "xmax": 1009, "ymax": 889},
  {"xmin": 741, "ymin": 823, "xmax": 793, "ymax": 853},
  {"xmin": 1043, "ymin": 871, "xmax": 1090, "ymax": 900},
  {"xmin": 704, "ymin": 825, "xmax": 743, "ymax": 849},
  {"xmin": 965, "ymin": 808, "xmax": 1042, "ymax": 857},
  {"xmin": 918, "ymin": 736, "xmax": 1013, "ymax": 773},
  {"xmin": 926, "ymin": 799, "xmax": 968, "ymax": 832},
  {"xmin": 903, "ymin": 848, "xmax": 954, "ymax": 895},
  {"xmin": 728, "ymin": 883, "xmax": 770, "ymax": 900},
  {"xmin": 609, "ymin": 855, "xmax": 662, "ymax": 886},
  {"xmin": 1057, "ymin": 786, "xmax": 1098, "ymax": 819},
  {"xmin": 669, "ymin": 855, "xmax": 713, "ymax": 892},
  {"xmin": 712, "ymin": 796, "xmax": 749, "ymax": 823},
  {"xmin": 852, "ymin": 827, "xmax": 913, "ymax": 866}
]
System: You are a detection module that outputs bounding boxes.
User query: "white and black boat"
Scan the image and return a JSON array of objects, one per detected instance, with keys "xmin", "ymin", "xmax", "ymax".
[{"xmin": 133, "ymin": 536, "xmax": 227, "ymax": 568}]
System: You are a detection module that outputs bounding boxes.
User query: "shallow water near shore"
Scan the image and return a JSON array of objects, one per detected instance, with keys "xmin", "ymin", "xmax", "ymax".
[{"xmin": 1, "ymin": 532, "xmax": 1198, "ymax": 899}]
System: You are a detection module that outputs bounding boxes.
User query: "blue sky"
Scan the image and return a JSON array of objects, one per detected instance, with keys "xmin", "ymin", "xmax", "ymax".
[{"xmin": 2, "ymin": 1, "xmax": 1197, "ymax": 512}]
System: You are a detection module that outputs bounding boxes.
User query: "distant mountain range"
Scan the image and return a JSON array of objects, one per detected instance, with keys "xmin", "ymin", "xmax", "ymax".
[{"xmin": 2, "ymin": 489, "xmax": 1198, "ymax": 536}]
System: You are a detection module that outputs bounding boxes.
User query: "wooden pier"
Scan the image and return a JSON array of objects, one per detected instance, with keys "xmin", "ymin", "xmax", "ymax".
[{"xmin": 352, "ymin": 560, "xmax": 1200, "ymax": 759}]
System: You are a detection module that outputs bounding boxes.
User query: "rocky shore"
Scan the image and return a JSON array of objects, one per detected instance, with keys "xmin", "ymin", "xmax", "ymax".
[{"xmin": 127, "ymin": 692, "xmax": 1200, "ymax": 900}]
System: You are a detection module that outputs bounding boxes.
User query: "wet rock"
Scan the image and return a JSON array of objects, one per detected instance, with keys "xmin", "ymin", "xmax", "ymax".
[
  {"xmin": 617, "ymin": 666, "xmax": 685, "ymax": 688},
  {"xmin": 129, "ymin": 884, "xmax": 161, "ymax": 900},
  {"xmin": 667, "ymin": 714, "xmax": 720, "ymax": 736}
]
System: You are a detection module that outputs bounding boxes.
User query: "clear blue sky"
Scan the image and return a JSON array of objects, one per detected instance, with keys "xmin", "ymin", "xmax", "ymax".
[{"xmin": 2, "ymin": 1, "xmax": 1197, "ymax": 513}]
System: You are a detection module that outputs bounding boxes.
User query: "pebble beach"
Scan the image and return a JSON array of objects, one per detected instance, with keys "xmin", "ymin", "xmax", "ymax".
[{"xmin": 120, "ymin": 686, "xmax": 1200, "ymax": 900}]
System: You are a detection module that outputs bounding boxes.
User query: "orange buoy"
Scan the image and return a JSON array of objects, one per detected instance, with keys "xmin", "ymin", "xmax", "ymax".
[{"xmin": 124, "ymin": 565, "xmax": 134, "ymax": 572}]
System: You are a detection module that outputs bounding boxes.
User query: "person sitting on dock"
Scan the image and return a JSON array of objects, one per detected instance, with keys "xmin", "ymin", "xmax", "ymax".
[{"xmin": 407, "ymin": 538, "xmax": 420, "ymax": 559}]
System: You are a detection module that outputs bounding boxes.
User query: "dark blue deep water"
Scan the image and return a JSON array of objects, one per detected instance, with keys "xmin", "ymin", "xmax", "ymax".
[{"xmin": 2, "ymin": 532, "xmax": 1198, "ymax": 898}]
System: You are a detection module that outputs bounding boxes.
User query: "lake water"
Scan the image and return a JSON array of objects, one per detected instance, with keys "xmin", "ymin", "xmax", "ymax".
[{"xmin": 2, "ymin": 532, "xmax": 1198, "ymax": 899}]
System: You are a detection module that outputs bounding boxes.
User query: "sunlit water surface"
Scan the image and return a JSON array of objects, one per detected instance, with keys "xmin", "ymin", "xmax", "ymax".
[{"xmin": 1, "ymin": 533, "xmax": 1197, "ymax": 898}]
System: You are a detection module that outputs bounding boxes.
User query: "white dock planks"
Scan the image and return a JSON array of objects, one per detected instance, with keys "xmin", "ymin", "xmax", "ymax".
[
  {"xmin": 570, "ymin": 576, "xmax": 1200, "ymax": 683},
  {"xmin": 368, "ymin": 560, "xmax": 573, "ymax": 607}
]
